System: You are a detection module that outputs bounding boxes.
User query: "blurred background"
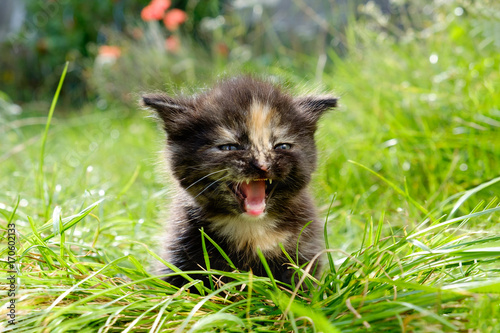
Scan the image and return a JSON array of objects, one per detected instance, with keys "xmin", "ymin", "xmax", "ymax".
[
  {"xmin": 1, "ymin": 0, "xmax": 360, "ymax": 108},
  {"xmin": 2, "ymin": 0, "xmax": 497, "ymax": 109}
]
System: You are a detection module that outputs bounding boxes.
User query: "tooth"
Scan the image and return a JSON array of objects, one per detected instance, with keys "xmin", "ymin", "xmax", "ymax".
[
  {"xmin": 246, "ymin": 180, "xmax": 250, "ymax": 184},
  {"xmin": 269, "ymin": 179, "xmax": 272, "ymax": 184}
]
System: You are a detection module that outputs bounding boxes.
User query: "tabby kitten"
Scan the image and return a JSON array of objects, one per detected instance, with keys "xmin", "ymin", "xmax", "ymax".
[{"xmin": 142, "ymin": 76, "xmax": 337, "ymax": 289}]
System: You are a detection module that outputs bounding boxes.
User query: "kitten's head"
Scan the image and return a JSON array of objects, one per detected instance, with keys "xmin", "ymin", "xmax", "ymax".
[{"xmin": 142, "ymin": 76, "xmax": 336, "ymax": 218}]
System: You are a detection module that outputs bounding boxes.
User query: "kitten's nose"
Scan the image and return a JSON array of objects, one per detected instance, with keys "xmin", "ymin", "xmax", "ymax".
[{"xmin": 251, "ymin": 159, "xmax": 270, "ymax": 172}]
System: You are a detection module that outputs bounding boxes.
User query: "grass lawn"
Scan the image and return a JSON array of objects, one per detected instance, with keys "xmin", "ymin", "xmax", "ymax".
[{"xmin": 1, "ymin": 5, "xmax": 500, "ymax": 332}]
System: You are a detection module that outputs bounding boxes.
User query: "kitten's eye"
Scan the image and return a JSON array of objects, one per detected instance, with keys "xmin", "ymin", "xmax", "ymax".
[
  {"xmin": 219, "ymin": 144, "xmax": 241, "ymax": 151},
  {"xmin": 274, "ymin": 143, "xmax": 292, "ymax": 150}
]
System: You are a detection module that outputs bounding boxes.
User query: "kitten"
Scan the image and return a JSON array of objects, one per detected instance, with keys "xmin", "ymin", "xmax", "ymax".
[{"xmin": 142, "ymin": 76, "xmax": 337, "ymax": 289}]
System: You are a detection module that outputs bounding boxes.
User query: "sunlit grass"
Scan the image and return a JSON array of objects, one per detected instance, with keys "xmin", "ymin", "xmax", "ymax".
[{"xmin": 1, "ymin": 3, "xmax": 500, "ymax": 332}]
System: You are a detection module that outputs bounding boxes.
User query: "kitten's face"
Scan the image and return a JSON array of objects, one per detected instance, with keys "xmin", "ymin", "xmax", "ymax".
[{"xmin": 143, "ymin": 77, "xmax": 336, "ymax": 218}]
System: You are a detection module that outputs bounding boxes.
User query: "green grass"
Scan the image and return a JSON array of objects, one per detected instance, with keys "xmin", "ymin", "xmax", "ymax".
[{"xmin": 1, "ymin": 4, "xmax": 500, "ymax": 332}]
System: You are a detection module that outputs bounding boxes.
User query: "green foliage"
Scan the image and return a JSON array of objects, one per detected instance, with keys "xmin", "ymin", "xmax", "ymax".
[
  {"xmin": 312, "ymin": 2, "xmax": 500, "ymax": 252},
  {"xmin": 0, "ymin": 0, "xmax": 225, "ymax": 104},
  {"xmin": 1, "ymin": 1, "xmax": 500, "ymax": 332},
  {"xmin": 0, "ymin": 0, "xmax": 149, "ymax": 103}
]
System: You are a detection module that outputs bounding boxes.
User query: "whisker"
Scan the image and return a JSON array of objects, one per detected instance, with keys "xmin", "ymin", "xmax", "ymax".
[
  {"xmin": 185, "ymin": 168, "xmax": 229, "ymax": 190},
  {"xmin": 266, "ymin": 181, "xmax": 278, "ymax": 203},
  {"xmin": 194, "ymin": 174, "xmax": 230, "ymax": 199}
]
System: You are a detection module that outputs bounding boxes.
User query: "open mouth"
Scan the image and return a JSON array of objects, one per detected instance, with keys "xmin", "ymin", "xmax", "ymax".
[{"xmin": 230, "ymin": 179, "xmax": 274, "ymax": 217}]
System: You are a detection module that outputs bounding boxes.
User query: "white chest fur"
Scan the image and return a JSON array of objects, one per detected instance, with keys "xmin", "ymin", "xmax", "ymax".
[{"xmin": 208, "ymin": 214, "xmax": 292, "ymax": 257}]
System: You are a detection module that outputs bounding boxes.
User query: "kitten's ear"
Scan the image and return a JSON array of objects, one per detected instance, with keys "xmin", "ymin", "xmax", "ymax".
[
  {"xmin": 295, "ymin": 96, "xmax": 338, "ymax": 122},
  {"xmin": 141, "ymin": 93, "xmax": 192, "ymax": 131}
]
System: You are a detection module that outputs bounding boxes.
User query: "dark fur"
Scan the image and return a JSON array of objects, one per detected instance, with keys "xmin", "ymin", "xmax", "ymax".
[{"xmin": 142, "ymin": 76, "xmax": 337, "ymax": 289}]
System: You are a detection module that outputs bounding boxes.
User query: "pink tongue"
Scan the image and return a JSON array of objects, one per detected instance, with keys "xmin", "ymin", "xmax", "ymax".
[{"xmin": 240, "ymin": 180, "xmax": 266, "ymax": 216}]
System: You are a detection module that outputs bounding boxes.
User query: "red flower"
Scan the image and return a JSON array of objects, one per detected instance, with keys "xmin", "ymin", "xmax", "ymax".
[
  {"xmin": 98, "ymin": 45, "xmax": 121, "ymax": 58},
  {"xmin": 216, "ymin": 42, "xmax": 229, "ymax": 57},
  {"xmin": 141, "ymin": 0, "xmax": 171, "ymax": 21},
  {"xmin": 141, "ymin": 6, "xmax": 159, "ymax": 21},
  {"xmin": 163, "ymin": 9, "xmax": 187, "ymax": 31},
  {"xmin": 165, "ymin": 35, "xmax": 180, "ymax": 53},
  {"xmin": 151, "ymin": 0, "xmax": 171, "ymax": 12}
]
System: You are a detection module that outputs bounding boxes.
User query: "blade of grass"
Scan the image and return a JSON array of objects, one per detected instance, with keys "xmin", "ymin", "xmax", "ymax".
[
  {"xmin": 393, "ymin": 301, "xmax": 458, "ymax": 330},
  {"xmin": 324, "ymin": 194, "xmax": 338, "ymax": 274},
  {"xmin": 175, "ymin": 280, "xmax": 249, "ymax": 333},
  {"xmin": 149, "ymin": 297, "xmax": 175, "ymax": 333},
  {"xmin": 275, "ymin": 291, "xmax": 341, "ymax": 333},
  {"xmin": 348, "ymin": 160, "xmax": 429, "ymax": 215},
  {"xmin": 122, "ymin": 297, "xmax": 172, "ymax": 333},
  {"xmin": 296, "ymin": 220, "xmax": 313, "ymax": 264},
  {"xmin": 20, "ymin": 199, "xmax": 104, "ymax": 246},
  {"xmin": 128, "ymin": 240, "xmax": 206, "ymax": 294},
  {"xmin": 257, "ymin": 248, "xmax": 278, "ymax": 291},
  {"xmin": 38, "ymin": 62, "xmax": 69, "ymax": 208},
  {"xmin": 186, "ymin": 313, "xmax": 246, "ymax": 333},
  {"xmin": 374, "ymin": 211, "xmax": 384, "ymax": 245},
  {"xmin": 448, "ymin": 176, "xmax": 500, "ymax": 219},
  {"xmin": 27, "ymin": 216, "xmax": 55, "ymax": 269},
  {"xmin": 200, "ymin": 227, "xmax": 215, "ymax": 290},
  {"xmin": 199, "ymin": 228, "xmax": 237, "ymax": 270},
  {"xmin": 408, "ymin": 206, "xmax": 500, "ymax": 239},
  {"xmin": 117, "ymin": 165, "xmax": 141, "ymax": 198}
]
